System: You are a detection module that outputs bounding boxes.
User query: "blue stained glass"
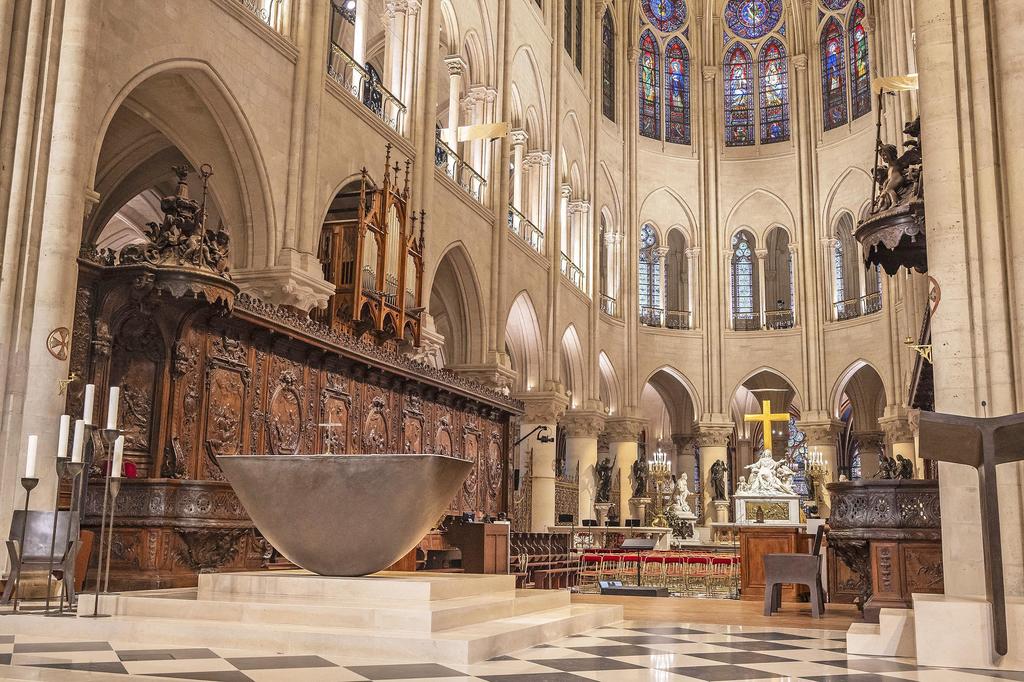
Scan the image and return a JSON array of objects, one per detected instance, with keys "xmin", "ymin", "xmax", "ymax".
[
  {"xmin": 849, "ymin": 2, "xmax": 871, "ymax": 119},
  {"xmin": 759, "ymin": 38, "xmax": 790, "ymax": 143},
  {"xmin": 638, "ymin": 30, "xmax": 660, "ymax": 139},
  {"xmin": 724, "ymin": 44, "xmax": 754, "ymax": 147},
  {"xmin": 822, "ymin": 0, "xmax": 850, "ymax": 9},
  {"xmin": 779, "ymin": 22, "xmax": 786, "ymax": 36},
  {"xmin": 732, "ymin": 234, "xmax": 754, "ymax": 318},
  {"xmin": 664, "ymin": 38, "xmax": 691, "ymax": 145},
  {"xmin": 639, "ymin": 224, "xmax": 661, "ymax": 309},
  {"xmin": 724, "ymin": 0, "xmax": 783, "ymax": 40},
  {"xmin": 642, "ymin": 0, "xmax": 687, "ymax": 33},
  {"xmin": 786, "ymin": 416, "xmax": 810, "ymax": 499},
  {"xmin": 833, "ymin": 238, "xmax": 845, "ymax": 303},
  {"xmin": 821, "ymin": 17, "xmax": 848, "ymax": 130}
]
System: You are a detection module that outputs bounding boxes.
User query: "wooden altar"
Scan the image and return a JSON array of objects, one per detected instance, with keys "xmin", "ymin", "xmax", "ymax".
[
  {"xmin": 826, "ymin": 479, "xmax": 943, "ymax": 622},
  {"xmin": 738, "ymin": 525, "xmax": 810, "ymax": 602},
  {"xmin": 67, "ymin": 158, "xmax": 521, "ymax": 590}
]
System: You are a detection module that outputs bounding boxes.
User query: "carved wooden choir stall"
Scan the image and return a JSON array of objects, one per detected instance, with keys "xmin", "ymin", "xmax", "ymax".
[{"xmin": 67, "ymin": 154, "xmax": 520, "ymax": 590}]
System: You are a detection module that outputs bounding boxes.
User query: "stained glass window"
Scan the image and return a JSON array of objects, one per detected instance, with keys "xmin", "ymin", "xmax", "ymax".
[
  {"xmin": 786, "ymin": 415, "xmax": 809, "ymax": 498},
  {"xmin": 849, "ymin": 2, "xmax": 871, "ymax": 119},
  {"xmin": 639, "ymin": 224, "xmax": 661, "ymax": 309},
  {"xmin": 822, "ymin": 0, "xmax": 850, "ymax": 10},
  {"xmin": 664, "ymin": 38, "xmax": 690, "ymax": 145},
  {"xmin": 724, "ymin": 0, "xmax": 783, "ymax": 40},
  {"xmin": 642, "ymin": 0, "xmax": 687, "ymax": 33},
  {"xmin": 821, "ymin": 18, "xmax": 847, "ymax": 130},
  {"xmin": 724, "ymin": 43, "xmax": 754, "ymax": 146},
  {"xmin": 833, "ymin": 238, "xmax": 845, "ymax": 303},
  {"xmin": 574, "ymin": 0, "xmax": 583, "ymax": 72},
  {"xmin": 759, "ymin": 39, "xmax": 790, "ymax": 143},
  {"xmin": 731, "ymin": 233, "xmax": 755, "ymax": 322},
  {"xmin": 563, "ymin": 0, "xmax": 572, "ymax": 56},
  {"xmin": 602, "ymin": 10, "xmax": 615, "ymax": 121},
  {"xmin": 638, "ymin": 31, "xmax": 661, "ymax": 140}
]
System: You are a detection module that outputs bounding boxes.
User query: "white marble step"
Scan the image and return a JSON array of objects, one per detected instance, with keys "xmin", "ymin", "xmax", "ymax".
[
  {"xmin": 82, "ymin": 587, "xmax": 570, "ymax": 633},
  {"xmin": 0, "ymin": 602, "xmax": 623, "ymax": 664},
  {"xmin": 846, "ymin": 607, "xmax": 916, "ymax": 657}
]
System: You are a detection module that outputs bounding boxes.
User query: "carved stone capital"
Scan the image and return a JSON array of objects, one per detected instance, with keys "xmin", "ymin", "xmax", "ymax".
[
  {"xmin": 567, "ymin": 200, "xmax": 591, "ymax": 215},
  {"xmin": 798, "ymin": 419, "xmax": 843, "ymax": 447},
  {"xmin": 702, "ymin": 66, "xmax": 718, "ymax": 82},
  {"xmin": 523, "ymin": 150, "xmax": 551, "ymax": 168},
  {"xmin": 879, "ymin": 415, "xmax": 914, "ymax": 444},
  {"xmin": 671, "ymin": 432, "xmax": 696, "ymax": 451},
  {"xmin": 854, "ymin": 430, "xmax": 885, "ymax": 452},
  {"xmin": 233, "ymin": 253, "xmax": 334, "ymax": 313},
  {"xmin": 561, "ymin": 410, "xmax": 606, "ymax": 438},
  {"xmin": 515, "ymin": 391, "xmax": 569, "ymax": 425},
  {"xmin": 452, "ymin": 363, "xmax": 517, "ymax": 393},
  {"xmin": 696, "ymin": 423, "xmax": 733, "ymax": 449},
  {"xmin": 510, "ymin": 129, "xmax": 529, "ymax": 147},
  {"xmin": 684, "ymin": 246, "xmax": 701, "ymax": 259},
  {"xmin": 604, "ymin": 417, "xmax": 646, "ymax": 443},
  {"xmin": 754, "ymin": 248, "xmax": 769, "ymax": 260},
  {"xmin": 560, "ymin": 184, "xmax": 574, "ymax": 199},
  {"xmin": 792, "ymin": 54, "xmax": 808, "ymax": 70},
  {"xmin": 444, "ymin": 55, "xmax": 468, "ymax": 78}
]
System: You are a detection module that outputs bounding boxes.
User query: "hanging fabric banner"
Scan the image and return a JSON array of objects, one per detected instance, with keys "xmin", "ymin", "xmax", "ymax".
[
  {"xmin": 457, "ymin": 122, "xmax": 511, "ymax": 142},
  {"xmin": 873, "ymin": 74, "xmax": 919, "ymax": 93}
]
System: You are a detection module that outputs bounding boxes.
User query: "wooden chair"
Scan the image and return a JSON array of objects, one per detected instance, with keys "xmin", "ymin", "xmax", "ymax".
[
  {"xmin": 763, "ymin": 525, "xmax": 826, "ymax": 618},
  {"xmin": 2, "ymin": 511, "xmax": 80, "ymax": 606}
]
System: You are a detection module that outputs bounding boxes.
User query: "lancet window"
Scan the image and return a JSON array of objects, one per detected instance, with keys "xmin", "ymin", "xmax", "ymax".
[
  {"xmin": 602, "ymin": 10, "xmax": 615, "ymax": 121},
  {"xmin": 637, "ymin": 1, "xmax": 691, "ymax": 145},
  {"xmin": 731, "ymin": 232, "xmax": 757, "ymax": 329},
  {"xmin": 722, "ymin": 0, "xmax": 789, "ymax": 147},
  {"xmin": 639, "ymin": 224, "xmax": 662, "ymax": 318},
  {"xmin": 817, "ymin": 0, "xmax": 872, "ymax": 131}
]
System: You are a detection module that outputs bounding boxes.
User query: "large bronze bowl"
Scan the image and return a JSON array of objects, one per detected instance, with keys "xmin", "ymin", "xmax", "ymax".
[{"xmin": 218, "ymin": 454, "xmax": 472, "ymax": 576}]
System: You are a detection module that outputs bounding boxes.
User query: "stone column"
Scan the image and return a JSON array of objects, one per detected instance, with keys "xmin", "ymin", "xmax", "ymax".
[
  {"xmin": 518, "ymin": 393, "xmax": 568, "ymax": 533},
  {"xmin": 605, "ymin": 417, "xmax": 645, "ymax": 524},
  {"xmin": 755, "ymin": 248, "xmax": 768, "ymax": 328},
  {"xmin": 382, "ymin": 0, "xmax": 408, "ymax": 103},
  {"xmin": 523, "ymin": 151, "xmax": 550, "ymax": 231},
  {"xmin": 443, "ymin": 55, "xmax": 466, "ymax": 147},
  {"xmin": 697, "ymin": 423, "xmax": 733, "ymax": 526},
  {"xmin": 735, "ymin": 438, "xmax": 753, "ymax": 475},
  {"xmin": 799, "ymin": 420, "xmax": 842, "ymax": 512},
  {"xmin": 567, "ymin": 200, "xmax": 591, "ymax": 275},
  {"xmin": 671, "ymin": 433, "xmax": 695, "ymax": 483},
  {"xmin": 787, "ymin": 242, "xmax": 799, "ymax": 326},
  {"xmin": 685, "ymin": 247, "xmax": 699, "ymax": 325},
  {"xmin": 880, "ymin": 412, "xmax": 918, "ymax": 478},
  {"xmin": 562, "ymin": 410, "xmax": 605, "ymax": 523},
  {"xmin": 854, "ymin": 430, "xmax": 884, "ymax": 479},
  {"xmin": 510, "ymin": 129, "xmax": 528, "ymax": 210},
  {"xmin": 655, "ymin": 245, "xmax": 670, "ymax": 316},
  {"xmin": 352, "ymin": 0, "xmax": 371, "ymax": 88}
]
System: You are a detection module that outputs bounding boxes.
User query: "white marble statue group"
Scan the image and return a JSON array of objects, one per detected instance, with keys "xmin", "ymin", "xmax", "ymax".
[
  {"xmin": 736, "ymin": 450, "xmax": 796, "ymax": 497},
  {"xmin": 668, "ymin": 473, "xmax": 696, "ymax": 517}
]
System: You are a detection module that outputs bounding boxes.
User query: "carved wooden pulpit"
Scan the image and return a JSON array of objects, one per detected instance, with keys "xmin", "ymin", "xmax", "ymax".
[{"xmin": 918, "ymin": 411, "xmax": 1024, "ymax": 657}]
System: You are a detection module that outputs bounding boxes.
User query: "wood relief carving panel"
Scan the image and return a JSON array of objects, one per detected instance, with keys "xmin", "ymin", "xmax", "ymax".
[
  {"xmin": 109, "ymin": 314, "xmax": 165, "ymax": 477},
  {"xmin": 320, "ymin": 373, "xmax": 352, "ymax": 455},
  {"xmin": 901, "ymin": 543, "xmax": 944, "ymax": 593},
  {"xmin": 266, "ymin": 357, "xmax": 306, "ymax": 455}
]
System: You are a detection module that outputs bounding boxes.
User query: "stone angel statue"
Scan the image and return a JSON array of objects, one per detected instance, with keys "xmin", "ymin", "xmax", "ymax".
[{"xmin": 668, "ymin": 473, "xmax": 694, "ymax": 516}]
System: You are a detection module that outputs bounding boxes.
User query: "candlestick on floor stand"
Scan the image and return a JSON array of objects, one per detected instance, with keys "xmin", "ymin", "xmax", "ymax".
[
  {"xmin": 80, "ymin": 428, "xmax": 118, "ymax": 619},
  {"xmin": 9, "ymin": 477, "xmax": 40, "ymax": 613},
  {"xmin": 102, "ymin": 476, "xmax": 122, "ymax": 594},
  {"xmin": 42, "ymin": 458, "xmax": 69, "ymax": 615},
  {"xmin": 48, "ymin": 460, "xmax": 84, "ymax": 618}
]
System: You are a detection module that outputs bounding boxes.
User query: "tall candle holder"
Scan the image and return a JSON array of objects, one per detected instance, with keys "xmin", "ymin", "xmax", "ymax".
[
  {"xmin": 9, "ymin": 477, "xmax": 40, "ymax": 613},
  {"xmin": 648, "ymin": 450, "xmax": 672, "ymax": 528},
  {"xmin": 80, "ymin": 427, "xmax": 120, "ymax": 619},
  {"xmin": 42, "ymin": 456, "xmax": 69, "ymax": 615},
  {"xmin": 44, "ymin": 460, "xmax": 85, "ymax": 617}
]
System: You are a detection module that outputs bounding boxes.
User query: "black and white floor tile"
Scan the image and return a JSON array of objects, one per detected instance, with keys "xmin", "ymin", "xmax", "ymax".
[{"xmin": 2, "ymin": 622, "xmax": 1022, "ymax": 681}]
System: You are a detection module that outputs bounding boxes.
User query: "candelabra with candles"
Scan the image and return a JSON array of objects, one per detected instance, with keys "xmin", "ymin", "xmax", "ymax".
[
  {"xmin": 81, "ymin": 386, "xmax": 123, "ymax": 619},
  {"xmin": 804, "ymin": 449, "xmax": 831, "ymax": 514},
  {"xmin": 648, "ymin": 449, "xmax": 672, "ymax": 528}
]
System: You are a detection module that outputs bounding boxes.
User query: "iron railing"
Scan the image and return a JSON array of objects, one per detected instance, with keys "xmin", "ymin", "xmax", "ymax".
[
  {"xmin": 240, "ymin": 0, "xmax": 287, "ymax": 33},
  {"xmin": 834, "ymin": 292, "xmax": 883, "ymax": 320},
  {"xmin": 435, "ymin": 135, "xmax": 486, "ymax": 202},
  {"xmin": 766, "ymin": 309, "xmax": 796, "ymax": 330},
  {"xmin": 600, "ymin": 294, "xmax": 618, "ymax": 317},
  {"xmin": 732, "ymin": 314, "xmax": 761, "ymax": 331},
  {"xmin": 327, "ymin": 44, "xmax": 407, "ymax": 134},
  {"xmin": 507, "ymin": 206, "xmax": 544, "ymax": 253},
  {"xmin": 640, "ymin": 306, "xmax": 692, "ymax": 329},
  {"xmin": 560, "ymin": 253, "xmax": 585, "ymax": 291}
]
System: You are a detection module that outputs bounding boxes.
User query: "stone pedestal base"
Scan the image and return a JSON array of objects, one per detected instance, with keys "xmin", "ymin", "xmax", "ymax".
[
  {"xmin": 630, "ymin": 497, "xmax": 651, "ymax": 525},
  {"xmin": 594, "ymin": 502, "xmax": 613, "ymax": 526},
  {"xmin": 912, "ymin": 593, "xmax": 1024, "ymax": 671},
  {"xmin": 733, "ymin": 494, "xmax": 800, "ymax": 525},
  {"xmin": 712, "ymin": 500, "xmax": 730, "ymax": 524}
]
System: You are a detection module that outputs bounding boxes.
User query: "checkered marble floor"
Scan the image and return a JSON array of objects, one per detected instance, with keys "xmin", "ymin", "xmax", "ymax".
[{"xmin": 2, "ymin": 622, "xmax": 1022, "ymax": 682}]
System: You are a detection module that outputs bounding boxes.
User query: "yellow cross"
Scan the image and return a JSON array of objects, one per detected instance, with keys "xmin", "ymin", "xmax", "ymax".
[{"xmin": 744, "ymin": 400, "xmax": 790, "ymax": 454}]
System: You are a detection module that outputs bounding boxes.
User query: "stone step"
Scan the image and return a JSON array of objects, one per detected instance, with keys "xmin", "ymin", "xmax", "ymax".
[
  {"xmin": 81, "ymin": 587, "xmax": 570, "ymax": 633},
  {"xmin": 846, "ymin": 607, "xmax": 915, "ymax": 657},
  {"xmin": 197, "ymin": 570, "xmax": 517, "ymax": 603},
  {"xmin": 0, "ymin": 602, "xmax": 622, "ymax": 664}
]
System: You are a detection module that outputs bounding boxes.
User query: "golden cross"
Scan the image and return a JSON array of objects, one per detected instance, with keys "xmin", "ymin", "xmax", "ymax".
[{"xmin": 744, "ymin": 400, "xmax": 790, "ymax": 454}]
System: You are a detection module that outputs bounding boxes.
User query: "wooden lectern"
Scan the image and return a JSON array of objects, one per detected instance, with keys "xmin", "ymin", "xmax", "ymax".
[{"xmin": 444, "ymin": 520, "xmax": 510, "ymax": 574}]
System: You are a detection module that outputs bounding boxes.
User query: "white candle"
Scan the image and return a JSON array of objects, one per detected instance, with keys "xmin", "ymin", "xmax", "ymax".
[
  {"xmin": 83, "ymin": 384, "xmax": 95, "ymax": 425},
  {"xmin": 106, "ymin": 386, "xmax": 120, "ymax": 429},
  {"xmin": 112, "ymin": 436, "xmax": 124, "ymax": 478},
  {"xmin": 71, "ymin": 419, "xmax": 86, "ymax": 463},
  {"xmin": 56, "ymin": 414, "xmax": 71, "ymax": 459},
  {"xmin": 25, "ymin": 435, "xmax": 38, "ymax": 479}
]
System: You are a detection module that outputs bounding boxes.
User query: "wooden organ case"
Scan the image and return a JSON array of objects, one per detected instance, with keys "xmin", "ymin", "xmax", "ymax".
[{"xmin": 67, "ymin": 156, "xmax": 520, "ymax": 590}]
